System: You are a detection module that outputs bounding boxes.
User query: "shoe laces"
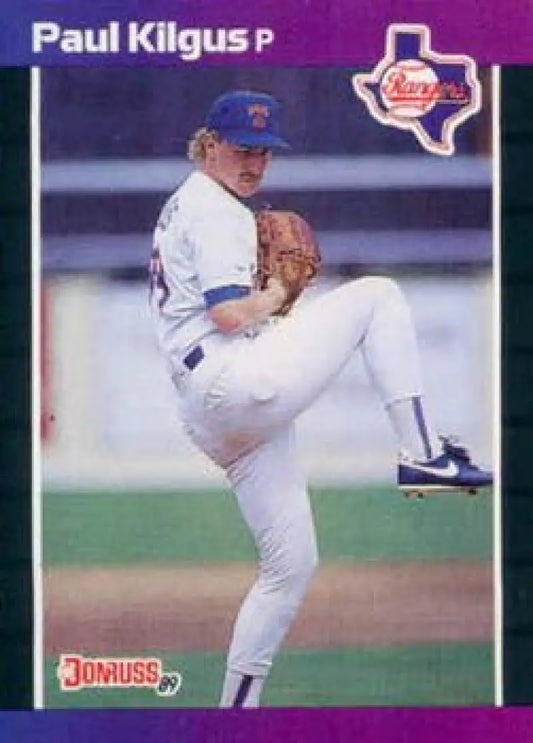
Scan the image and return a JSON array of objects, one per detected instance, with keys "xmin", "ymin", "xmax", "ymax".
[{"xmin": 439, "ymin": 434, "xmax": 471, "ymax": 463}]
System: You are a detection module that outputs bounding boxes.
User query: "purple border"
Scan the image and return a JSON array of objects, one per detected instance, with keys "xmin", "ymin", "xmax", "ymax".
[
  {"xmin": 3, "ymin": 708, "xmax": 533, "ymax": 742},
  {"xmin": 1, "ymin": 0, "xmax": 532, "ymax": 65},
  {"xmin": 2, "ymin": 0, "xmax": 531, "ymax": 739}
]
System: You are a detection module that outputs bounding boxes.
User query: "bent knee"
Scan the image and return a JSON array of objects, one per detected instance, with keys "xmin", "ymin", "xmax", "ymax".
[
  {"xmin": 283, "ymin": 539, "xmax": 319, "ymax": 586},
  {"xmin": 262, "ymin": 538, "xmax": 319, "ymax": 594},
  {"xmin": 352, "ymin": 275, "xmax": 401, "ymax": 298},
  {"xmin": 293, "ymin": 540, "xmax": 319, "ymax": 583},
  {"xmin": 350, "ymin": 276, "xmax": 407, "ymax": 312}
]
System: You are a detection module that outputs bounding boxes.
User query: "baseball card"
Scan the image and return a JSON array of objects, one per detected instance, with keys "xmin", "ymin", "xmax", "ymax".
[{"xmin": 0, "ymin": 1, "xmax": 532, "ymax": 741}]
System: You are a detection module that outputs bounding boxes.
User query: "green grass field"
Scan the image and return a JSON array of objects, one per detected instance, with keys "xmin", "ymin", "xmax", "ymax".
[
  {"xmin": 43, "ymin": 484, "xmax": 492, "ymax": 565},
  {"xmin": 45, "ymin": 644, "xmax": 493, "ymax": 708},
  {"xmin": 43, "ymin": 484, "xmax": 494, "ymax": 708}
]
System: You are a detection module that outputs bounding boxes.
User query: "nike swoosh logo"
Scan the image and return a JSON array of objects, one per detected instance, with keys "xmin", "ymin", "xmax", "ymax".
[{"xmin": 407, "ymin": 461, "xmax": 459, "ymax": 478}]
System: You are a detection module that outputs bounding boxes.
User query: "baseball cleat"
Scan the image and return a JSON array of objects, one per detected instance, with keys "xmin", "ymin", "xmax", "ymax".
[{"xmin": 398, "ymin": 436, "xmax": 493, "ymax": 498}]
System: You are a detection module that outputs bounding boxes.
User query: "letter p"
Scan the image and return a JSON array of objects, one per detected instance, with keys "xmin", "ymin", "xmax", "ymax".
[
  {"xmin": 255, "ymin": 28, "xmax": 274, "ymax": 52},
  {"xmin": 33, "ymin": 22, "xmax": 60, "ymax": 52}
]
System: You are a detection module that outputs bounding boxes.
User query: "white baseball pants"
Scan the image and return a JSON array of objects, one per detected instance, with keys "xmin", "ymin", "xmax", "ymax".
[{"xmin": 178, "ymin": 277, "xmax": 423, "ymax": 680}]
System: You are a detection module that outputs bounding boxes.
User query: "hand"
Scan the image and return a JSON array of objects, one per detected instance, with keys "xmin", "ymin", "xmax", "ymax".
[{"xmin": 265, "ymin": 277, "xmax": 289, "ymax": 313}]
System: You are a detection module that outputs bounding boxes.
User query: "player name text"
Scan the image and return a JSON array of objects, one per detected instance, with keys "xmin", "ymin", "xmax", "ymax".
[{"xmin": 32, "ymin": 22, "xmax": 275, "ymax": 59}]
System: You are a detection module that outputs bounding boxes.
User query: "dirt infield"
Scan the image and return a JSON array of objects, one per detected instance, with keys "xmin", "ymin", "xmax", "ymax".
[{"xmin": 45, "ymin": 560, "xmax": 492, "ymax": 656}]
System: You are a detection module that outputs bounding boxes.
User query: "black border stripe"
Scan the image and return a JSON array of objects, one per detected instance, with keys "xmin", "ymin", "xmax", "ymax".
[
  {"xmin": 0, "ymin": 68, "xmax": 33, "ymax": 708},
  {"xmin": 502, "ymin": 66, "xmax": 533, "ymax": 704}
]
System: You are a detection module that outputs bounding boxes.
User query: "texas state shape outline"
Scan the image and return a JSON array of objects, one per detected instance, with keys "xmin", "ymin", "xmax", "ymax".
[{"xmin": 352, "ymin": 24, "xmax": 482, "ymax": 156}]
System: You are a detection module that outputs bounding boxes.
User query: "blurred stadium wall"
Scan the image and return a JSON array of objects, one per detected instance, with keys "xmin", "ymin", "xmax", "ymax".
[{"xmin": 40, "ymin": 68, "xmax": 494, "ymax": 490}]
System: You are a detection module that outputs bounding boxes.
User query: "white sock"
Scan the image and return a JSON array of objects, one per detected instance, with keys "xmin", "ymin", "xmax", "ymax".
[
  {"xmin": 219, "ymin": 670, "xmax": 265, "ymax": 708},
  {"xmin": 386, "ymin": 396, "xmax": 440, "ymax": 461}
]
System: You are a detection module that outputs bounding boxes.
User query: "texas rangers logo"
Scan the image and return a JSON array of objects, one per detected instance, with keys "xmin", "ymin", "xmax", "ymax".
[
  {"xmin": 248, "ymin": 103, "xmax": 270, "ymax": 130},
  {"xmin": 352, "ymin": 24, "xmax": 481, "ymax": 156}
]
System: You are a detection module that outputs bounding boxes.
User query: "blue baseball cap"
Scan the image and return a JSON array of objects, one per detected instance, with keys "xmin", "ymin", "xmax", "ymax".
[{"xmin": 205, "ymin": 91, "xmax": 290, "ymax": 150}]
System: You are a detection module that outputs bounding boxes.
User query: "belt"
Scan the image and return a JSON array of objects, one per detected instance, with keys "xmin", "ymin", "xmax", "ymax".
[{"xmin": 183, "ymin": 344, "xmax": 204, "ymax": 371}]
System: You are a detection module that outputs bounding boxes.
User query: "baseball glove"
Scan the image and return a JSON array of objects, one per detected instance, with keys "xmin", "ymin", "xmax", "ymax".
[{"xmin": 255, "ymin": 209, "xmax": 321, "ymax": 316}]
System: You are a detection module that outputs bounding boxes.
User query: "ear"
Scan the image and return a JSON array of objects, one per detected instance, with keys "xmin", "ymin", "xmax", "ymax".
[{"xmin": 204, "ymin": 136, "xmax": 218, "ymax": 162}]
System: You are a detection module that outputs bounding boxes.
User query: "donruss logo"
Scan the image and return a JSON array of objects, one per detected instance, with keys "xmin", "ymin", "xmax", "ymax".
[
  {"xmin": 57, "ymin": 654, "xmax": 182, "ymax": 697},
  {"xmin": 352, "ymin": 24, "xmax": 481, "ymax": 155}
]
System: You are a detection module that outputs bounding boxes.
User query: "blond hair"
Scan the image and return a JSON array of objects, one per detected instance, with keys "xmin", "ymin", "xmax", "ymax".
[{"xmin": 187, "ymin": 127, "xmax": 219, "ymax": 162}]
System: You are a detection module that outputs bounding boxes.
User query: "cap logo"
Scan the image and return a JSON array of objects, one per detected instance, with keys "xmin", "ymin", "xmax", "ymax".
[{"xmin": 248, "ymin": 103, "xmax": 270, "ymax": 130}]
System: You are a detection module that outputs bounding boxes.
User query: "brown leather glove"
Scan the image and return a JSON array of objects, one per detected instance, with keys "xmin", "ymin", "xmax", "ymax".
[{"xmin": 255, "ymin": 210, "xmax": 322, "ymax": 316}]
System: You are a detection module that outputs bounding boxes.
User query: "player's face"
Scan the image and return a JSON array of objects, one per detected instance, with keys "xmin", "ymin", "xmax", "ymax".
[{"xmin": 205, "ymin": 139, "xmax": 272, "ymax": 197}]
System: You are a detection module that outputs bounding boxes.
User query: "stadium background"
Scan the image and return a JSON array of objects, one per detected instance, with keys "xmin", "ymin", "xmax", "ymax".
[{"xmin": 40, "ymin": 68, "xmax": 494, "ymax": 706}]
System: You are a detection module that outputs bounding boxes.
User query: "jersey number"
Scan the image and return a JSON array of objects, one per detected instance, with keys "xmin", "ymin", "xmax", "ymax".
[{"xmin": 149, "ymin": 247, "xmax": 170, "ymax": 309}]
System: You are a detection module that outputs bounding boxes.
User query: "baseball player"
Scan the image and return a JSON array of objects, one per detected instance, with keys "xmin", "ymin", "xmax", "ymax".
[{"xmin": 150, "ymin": 90, "xmax": 492, "ymax": 707}]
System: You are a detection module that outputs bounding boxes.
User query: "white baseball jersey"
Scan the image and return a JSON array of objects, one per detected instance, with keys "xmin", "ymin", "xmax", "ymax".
[{"xmin": 150, "ymin": 170, "xmax": 258, "ymax": 373}]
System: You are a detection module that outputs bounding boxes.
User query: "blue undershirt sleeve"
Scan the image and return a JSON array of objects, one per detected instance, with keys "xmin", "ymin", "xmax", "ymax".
[{"xmin": 204, "ymin": 285, "xmax": 251, "ymax": 308}]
